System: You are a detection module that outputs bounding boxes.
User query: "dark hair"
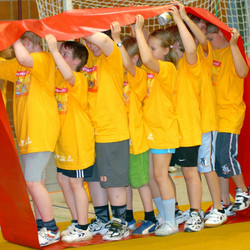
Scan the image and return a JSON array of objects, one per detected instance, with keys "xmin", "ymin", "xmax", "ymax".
[
  {"xmin": 206, "ymin": 23, "xmax": 220, "ymax": 34},
  {"xmin": 122, "ymin": 36, "xmax": 142, "ymax": 67},
  {"xmin": 61, "ymin": 41, "xmax": 89, "ymax": 72},
  {"xmin": 149, "ymin": 29, "xmax": 178, "ymax": 67},
  {"xmin": 187, "ymin": 14, "xmax": 208, "ymax": 26}
]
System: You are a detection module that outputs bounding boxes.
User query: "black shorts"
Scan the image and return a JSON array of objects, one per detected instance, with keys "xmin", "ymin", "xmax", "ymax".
[
  {"xmin": 57, "ymin": 165, "xmax": 93, "ymax": 178},
  {"xmin": 170, "ymin": 146, "xmax": 200, "ymax": 167}
]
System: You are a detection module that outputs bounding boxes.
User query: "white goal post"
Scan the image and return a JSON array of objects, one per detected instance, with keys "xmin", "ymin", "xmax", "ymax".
[{"xmin": 35, "ymin": 0, "xmax": 250, "ymax": 56}]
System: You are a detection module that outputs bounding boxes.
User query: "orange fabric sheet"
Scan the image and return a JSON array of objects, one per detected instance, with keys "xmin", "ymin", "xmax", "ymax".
[{"xmin": 0, "ymin": 5, "xmax": 249, "ymax": 249}]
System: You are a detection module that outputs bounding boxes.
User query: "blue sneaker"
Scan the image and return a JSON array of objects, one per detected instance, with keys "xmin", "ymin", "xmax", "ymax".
[
  {"xmin": 127, "ymin": 219, "xmax": 137, "ymax": 230},
  {"xmin": 132, "ymin": 220, "xmax": 156, "ymax": 235}
]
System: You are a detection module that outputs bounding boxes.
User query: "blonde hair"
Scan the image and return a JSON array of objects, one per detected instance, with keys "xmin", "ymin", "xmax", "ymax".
[
  {"xmin": 21, "ymin": 31, "xmax": 42, "ymax": 47},
  {"xmin": 149, "ymin": 29, "xmax": 178, "ymax": 67}
]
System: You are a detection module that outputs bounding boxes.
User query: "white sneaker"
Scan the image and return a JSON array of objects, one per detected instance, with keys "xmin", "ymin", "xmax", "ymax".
[
  {"xmin": 89, "ymin": 218, "xmax": 110, "ymax": 235},
  {"xmin": 38, "ymin": 227, "xmax": 60, "ymax": 247},
  {"xmin": 184, "ymin": 211, "xmax": 204, "ymax": 232},
  {"xmin": 175, "ymin": 209, "xmax": 185, "ymax": 225},
  {"xmin": 156, "ymin": 214, "xmax": 164, "ymax": 226},
  {"xmin": 205, "ymin": 202, "xmax": 235, "ymax": 218},
  {"xmin": 204, "ymin": 209, "xmax": 227, "ymax": 227},
  {"xmin": 183, "ymin": 209, "xmax": 204, "ymax": 221},
  {"xmin": 61, "ymin": 226, "xmax": 92, "ymax": 243},
  {"xmin": 232, "ymin": 187, "xmax": 250, "ymax": 211},
  {"xmin": 155, "ymin": 221, "xmax": 179, "ymax": 236},
  {"xmin": 102, "ymin": 217, "xmax": 129, "ymax": 241},
  {"xmin": 61, "ymin": 222, "xmax": 78, "ymax": 237}
]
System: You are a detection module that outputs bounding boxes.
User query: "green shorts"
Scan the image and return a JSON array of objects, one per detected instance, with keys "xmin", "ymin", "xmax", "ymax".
[{"xmin": 129, "ymin": 151, "xmax": 149, "ymax": 188}]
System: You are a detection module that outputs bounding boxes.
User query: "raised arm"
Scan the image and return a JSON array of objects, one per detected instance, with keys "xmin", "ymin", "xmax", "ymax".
[
  {"xmin": 172, "ymin": 1, "xmax": 208, "ymax": 54},
  {"xmin": 85, "ymin": 32, "xmax": 114, "ymax": 57},
  {"xmin": 134, "ymin": 15, "xmax": 160, "ymax": 73},
  {"xmin": 170, "ymin": 5, "xmax": 197, "ymax": 65},
  {"xmin": 111, "ymin": 21, "xmax": 136, "ymax": 76},
  {"xmin": 230, "ymin": 28, "xmax": 249, "ymax": 78},
  {"xmin": 45, "ymin": 34, "xmax": 75, "ymax": 85},
  {"xmin": 12, "ymin": 39, "xmax": 33, "ymax": 68}
]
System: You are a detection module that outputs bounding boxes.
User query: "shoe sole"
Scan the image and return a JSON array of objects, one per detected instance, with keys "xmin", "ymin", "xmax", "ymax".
[
  {"xmin": 39, "ymin": 237, "xmax": 60, "ymax": 246},
  {"xmin": 155, "ymin": 229, "xmax": 179, "ymax": 236},
  {"xmin": 204, "ymin": 218, "xmax": 227, "ymax": 228},
  {"xmin": 62, "ymin": 235, "xmax": 93, "ymax": 243}
]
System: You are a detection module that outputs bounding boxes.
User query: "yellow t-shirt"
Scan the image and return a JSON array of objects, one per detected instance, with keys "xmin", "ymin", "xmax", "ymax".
[
  {"xmin": 54, "ymin": 71, "xmax": 95, "ymax": 170},
  {"xmin": 82, "ymin": 43, "xmax": 129, "ymax": 143},
  {"xmin": 212, "ymin": 46, "xmax": 247, "ymax": 134},
  {"xmin": 142, "ymin": 60, "xmax": 179, "ymax": 149},
  {"xmin": 0, "ymin": 58, "xmax": 7, "ymax": 107},
  {"xmin": 0, "ymin": 52, "xmax": 60, "ymax": 154},
  {"xmin": 197, "ymin": 43, "xmax": 218, "ymax": 133},
  {"xmin": 125, "ymin": 66, "xmax": 149, "ymax": 155},
  {"xmin": 174, "ymin": 54, "xmax": 202, "ymax": 147}
]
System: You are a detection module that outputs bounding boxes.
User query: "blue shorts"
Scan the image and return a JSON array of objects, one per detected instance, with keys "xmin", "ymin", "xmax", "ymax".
[
  {"xmin": 215, "ymin": 133, "xmax": 241, "ymax": 178},
  {"xmin": 150, "ymin": 148, "xmax": 175, "ymax": 154},
  {"xmin": 198, "ymin": 131, "xmax": 217, "ymax": 173}
]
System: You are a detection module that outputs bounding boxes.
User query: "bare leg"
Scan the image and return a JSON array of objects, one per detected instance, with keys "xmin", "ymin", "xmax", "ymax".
[
  {"xmin": 57, "ymin": 173, "xmax": 77, "ymax": 220},
  {"xmin": 69, "ymin": 177, "xmax": 88, "ymax": 225},
  {"xmin": 26, "ymin": 181, "xmax": 54, "ymax": 222},
  {"xmin": 138, "ymin": 184, "xmax": 154, "ymax": 212},
  {"xmin": 153, "ymin": 153, "xmax": 175, "ymax": 200},
  {"xmin": 182, "ymin": 167, "xmax": 202, "ymax": 210},
  {"xmin": 126, "ymin": 185, "xmax": 133, "ymax": 210},
  {"xmin": 232, "ymin": 173, "xmax": 248, "ymax": 192},
  {"xmin": 219, "ymin": 177, "xmax": 230, "ymax": 205},
  {"xmin": 204, "ymin": 171, "xmax": 222, "ymax": 210},
  {"xmin": 88, "ymin": 181, "xmax": 108, "ymax": 207}
]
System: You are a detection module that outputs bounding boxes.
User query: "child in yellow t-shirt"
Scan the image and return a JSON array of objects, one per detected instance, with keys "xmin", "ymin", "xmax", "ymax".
[
  {"xmin": 45, "ymin": 34, "xmax": 95, "ymax": 243},
  {"xmin": 82, "ymin": 31, "xmax": 130, "ymax": 241},
  {"xmin": 206, "ymin": 23, "xmax": 250, "ymax": 212},
  {"xmin": 0, "ymin": 32, "xmax": 60, "ymax": 247},
  {"xmin": 175, "ymin": 5, "xmax": 227, "ymax": 228},
  {"xmin": 168, "ymin": 2, "xmax": 203, "ymax": 232},
  {"xmin": 135, "ymin": 14, "xmax": 179, "ymax": 236},
  {"xmin": 111, "ymin": 21, "xmax": 158, "ymax": 235}
]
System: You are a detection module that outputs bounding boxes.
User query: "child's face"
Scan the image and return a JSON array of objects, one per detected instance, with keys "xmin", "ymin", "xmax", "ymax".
[
  {"xmin": 147, "ymin": 36, "xmax": 169, "ymax": 61},
  {"xmin": 59, "ymin": 46, "xmax": 76, "ymax": 70},
  {"xmin": 206, "ymin": 32, "xmax": 222, "ymax": 50},
  {"xmin": 86, "ymin": 41, "xmax": 102, "ymax": 57},
  {"xmin": 197, "ymin": 22, "xmax": 207, "ymax": 34}
]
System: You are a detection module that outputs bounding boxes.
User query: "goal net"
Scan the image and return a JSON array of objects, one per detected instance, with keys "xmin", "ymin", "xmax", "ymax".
[{"xmin": 35, "ymin": 0, "xmax": 250, "ymax": 56}]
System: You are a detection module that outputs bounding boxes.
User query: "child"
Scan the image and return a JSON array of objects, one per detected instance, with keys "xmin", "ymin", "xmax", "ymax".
[
  {"xmin": 174, "ymin": 2, "xmax": 227, "ymax": 227},
  {"xmin": 134, "ymin": 14, "xmax": 179, "ymax": 236},
  {"xmin": 111, "ymin": 22, "xmax": 158, "ymax": 235},
  {"xmin": 45, "ymin": 34, "xmax": 95, "ymax": 243},
  {"xmin": 0, "ymin": 32, "xmax": 60, "ymax": 246},
  {"xmin": 82, "ymin": 31, "xmax": 130, "ymax": 241},
  {"xmin": 206, "ymin": 23, "xmax": 249, "ymax": 212},
  {"xmin": 168, "ymin": 3, "xmax": 203, "ymax": 232}
]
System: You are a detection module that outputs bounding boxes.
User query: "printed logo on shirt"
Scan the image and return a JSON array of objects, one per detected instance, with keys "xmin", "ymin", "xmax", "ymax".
[
  {"xmin": 55, "ymin": 87, "xmax": 68, "ymax": 114},
  {"xmin": 212, "ymin": 60, "xmax": 221, "ymax": 86},
  {"xmin": 123, "ymin": 81, "xmax": 130, "ymax": 105},
  {"xmin": 82, "ymin": 66, "xmax": 98, "ymax": 92},
  {"xmin": 147, "ymin": 133, "xmax": 154, "ymax": 140},
  {"xmin": 55, "ymin": 154, "xmax": 74, "ymax": 162},
  {"xmin": 146, "ymin": 73, "xmax": 155, "ymax": 98},
  {"xmin": 15, "ymin": 71, "xmax": 30, "ymax": 97},
  {"xmin": 18, "ymin": 137, "xmax": 32, "ymax": 147}
]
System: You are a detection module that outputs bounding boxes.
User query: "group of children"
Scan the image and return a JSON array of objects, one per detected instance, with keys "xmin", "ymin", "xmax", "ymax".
[{"xmin": 0, "ymin": 0, "xmax": 249, "ymax": 247}]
